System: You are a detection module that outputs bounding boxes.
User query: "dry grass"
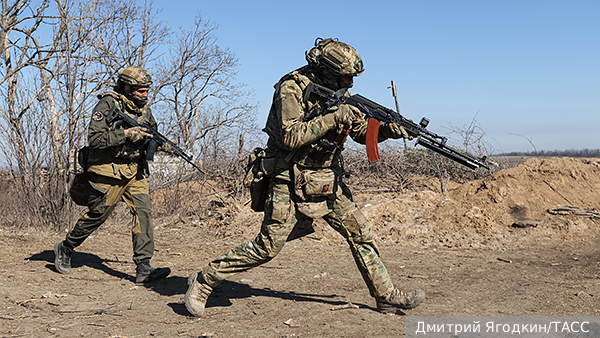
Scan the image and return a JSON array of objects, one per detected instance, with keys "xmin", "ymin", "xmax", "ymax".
[{"xmin": 0, "ymin": 141, "xmax": 503, "ymax": 230}]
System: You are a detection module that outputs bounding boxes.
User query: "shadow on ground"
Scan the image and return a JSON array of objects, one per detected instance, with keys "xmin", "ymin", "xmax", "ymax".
[{"xmin": 167, "ymin": 279, "xmax": 375, "ymax": 317}]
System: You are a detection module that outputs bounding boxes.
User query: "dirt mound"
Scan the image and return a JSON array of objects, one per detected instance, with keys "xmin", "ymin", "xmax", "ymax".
[
  {"xmin": 193, "ymin": 157, "xmax": 600, "ymax": 250},
  {"xmin": 356, "ymin": 157, "xmax": 600, "ymax": 249},
  {"xmin": 447, "ymin": 157, "xmax": 600, "ymax": 228}
]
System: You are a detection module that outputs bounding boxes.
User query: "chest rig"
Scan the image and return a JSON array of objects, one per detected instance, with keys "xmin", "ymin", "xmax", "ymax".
[
  {"xmin": 285, "ymin": 71, "xmax": 349, "ymax": 168},
  {"xmin": 101, "ymin": 92, "xmax": 150, "ymax": 159}
]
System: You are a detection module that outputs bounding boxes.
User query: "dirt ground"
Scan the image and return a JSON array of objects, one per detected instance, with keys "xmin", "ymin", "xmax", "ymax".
[{"xmin": 1, "ymin": 157, "xmax": 600, "ymax": 338}]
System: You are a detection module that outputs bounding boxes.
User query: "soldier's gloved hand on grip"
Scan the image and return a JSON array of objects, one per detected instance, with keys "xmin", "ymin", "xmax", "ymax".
[
  {"xmin": 332, "ymin": 104, "xmax": 360, "ymax": 127},
  {"xmin": 159, "ymin": 142, "xmax": 175, "ymax": 155},
  {"xmin": 380, "ymin": 122, "xmax": 413, "ymax": 140},
  {"xmin": 125, "ymin": 126, "xmax": 153, "ymax": 143}
]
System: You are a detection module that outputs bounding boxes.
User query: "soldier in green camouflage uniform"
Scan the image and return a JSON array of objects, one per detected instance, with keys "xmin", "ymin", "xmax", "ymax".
[
  {"xmin": 185, "ymin": 38, "xmax": 425, "ymax": 316},
  {"xmin": 54, "ymin": 66, "xmax": 171, "ymax": 284}
]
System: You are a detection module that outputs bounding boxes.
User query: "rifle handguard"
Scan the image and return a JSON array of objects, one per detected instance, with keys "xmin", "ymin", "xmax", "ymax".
[{"xmin": 301, "ymin": 81, "xmax": 489, "ymax": 170}]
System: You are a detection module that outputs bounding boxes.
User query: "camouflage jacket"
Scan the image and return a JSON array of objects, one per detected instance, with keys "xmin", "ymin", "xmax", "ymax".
[
  {"xmin": 263, "ymin": 66, "xmax": 385, "ymax": 173},
  {"xmin": 86, "ymin": 92, "xmax": 157, "ymax": 179}
]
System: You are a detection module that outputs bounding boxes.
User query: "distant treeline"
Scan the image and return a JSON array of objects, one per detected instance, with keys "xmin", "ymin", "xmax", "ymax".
[{"xmin": 499, "ymin": 149, "xmax": 600, "ymax": 157}]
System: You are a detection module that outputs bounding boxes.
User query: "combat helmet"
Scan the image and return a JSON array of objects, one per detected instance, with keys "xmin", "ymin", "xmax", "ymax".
[
  {"xmin": 305, "ymin": 38, "xmax": 364, "ymax": 77},
  {"xmin": 117, "ymin": 66, "xmax": 153, "ymax": 88},
  {"xmin": 115, "ymin": 66, "xmax": 152, "ymax": 108}
]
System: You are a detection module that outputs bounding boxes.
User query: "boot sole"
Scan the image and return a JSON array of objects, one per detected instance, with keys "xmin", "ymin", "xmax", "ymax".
[
  {"xmin": 377, "ymin": 298, "xmax": 424, "ymax": 313},
  {"xmin": 377, "ymin": 302, "xmax": 402, "ymax": 314}
]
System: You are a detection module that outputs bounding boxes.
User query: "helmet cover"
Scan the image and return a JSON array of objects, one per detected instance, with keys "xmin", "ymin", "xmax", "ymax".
[
  {"xmin": 305, "ymin": 38, "xmax": 364, "ymax": 76},
  {"xmin": 118, "ymin": 66, "xmax": 153, "ymax": 87}
]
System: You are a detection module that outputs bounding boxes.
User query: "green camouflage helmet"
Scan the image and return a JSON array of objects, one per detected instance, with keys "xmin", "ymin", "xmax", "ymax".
[
  {"xmin": 118, "ymin": 66, "xmax": 153, "ymax": 87},
  {"xmin": 305, "ymin": 38, "xmax": 364, "ymax": 76}
]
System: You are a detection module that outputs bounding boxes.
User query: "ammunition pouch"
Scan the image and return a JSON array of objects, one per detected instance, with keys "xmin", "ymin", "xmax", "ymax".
[
  {"xmin": 67, "ymin": 146, "xmax": 91, "ymax": 206},
  {"xmin": 244, "ymin": 148, "xmax": 276, "ymax": 212}
]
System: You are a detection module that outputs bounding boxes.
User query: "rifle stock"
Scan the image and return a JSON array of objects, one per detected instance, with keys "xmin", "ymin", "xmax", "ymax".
[{"xmin": 107, "ymin": 106, "xmax": 206, "ymax": 174}]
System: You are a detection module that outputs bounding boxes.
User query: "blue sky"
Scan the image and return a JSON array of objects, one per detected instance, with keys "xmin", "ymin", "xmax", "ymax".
[{"xmin": 155, "ymin": 0, "xmax": 599, "ymax": 153}]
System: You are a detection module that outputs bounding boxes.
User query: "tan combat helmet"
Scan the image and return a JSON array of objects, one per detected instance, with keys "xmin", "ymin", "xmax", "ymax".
[
  {"xmin": 118, "ymin": 66, "xmax": 153, "ymax": 87},
  {"xmin": 305, "ymin": 38, "xmax": 364, "ymax": 77}
]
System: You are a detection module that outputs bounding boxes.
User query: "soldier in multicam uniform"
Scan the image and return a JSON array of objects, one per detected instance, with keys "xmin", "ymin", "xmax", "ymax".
[
  {"xmin": 185, "ymin": 38, "xmax": 425, "ymax": 316},
  {"xmin": 54, "ymin": 66, "xmax": 171, "ymax": 284}
]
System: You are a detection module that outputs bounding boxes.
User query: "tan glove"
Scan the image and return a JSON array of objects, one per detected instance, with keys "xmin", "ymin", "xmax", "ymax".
[
  {"xmin": 125, "ymin": 126, "xmax": 153, "ymax": 143},
  {"xmin": 332, "ymin": 104, "xmax": 360, "ymax": 127},
  {"xmin": 159, "ymin": 142, "xmax": 175, "ymax": 155},
  {"xmin": 382, "ymin": 123, "xmax": 413, "ymax": 140}
]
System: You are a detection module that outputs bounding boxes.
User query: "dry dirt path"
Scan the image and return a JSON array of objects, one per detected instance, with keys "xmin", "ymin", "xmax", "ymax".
[
  {"xmin": 2, "ymin": 157, "xmax": 600, "ymax": 337},
  {"xmin": 1, "ymin": 224, "xmax": 599, "ymax": 338}
]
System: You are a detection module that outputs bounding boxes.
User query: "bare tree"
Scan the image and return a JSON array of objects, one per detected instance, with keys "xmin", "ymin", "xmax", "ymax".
[
  {"xmin": 0, "ymin": 1, "xmax": 261, "ymax": 228},
  {"xmin": 0, "ymin": 0, "xmax": 172, "ymax": 227},
  {"xmin": 153, "ymin": 14, "xmax": 257, "ymax": 154},
  {"xmin": 0, "ymin": 0, "xmax": 56, "ymax": 175}
]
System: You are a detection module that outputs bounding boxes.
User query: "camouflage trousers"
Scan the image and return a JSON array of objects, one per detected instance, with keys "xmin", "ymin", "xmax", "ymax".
[
  {"xmin": 203, "ymin": 177, "xmax": 394, "ymax": 298},
  {"xmin": 65, "ymin": 172, "xmax": 154, "ymax": 265}
]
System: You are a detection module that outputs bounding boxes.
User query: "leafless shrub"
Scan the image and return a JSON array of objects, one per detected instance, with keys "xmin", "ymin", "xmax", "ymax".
[
  {"xmin": 147, "ymin": 129, "xmax": 255, "ymax": 218},
  {"xmin": 342, "ymin": 114, "xmax": 495, "ymax": 194},
  {"xmin": 343, "ymin": 142, "xmax": 490, "ymax": 194}
]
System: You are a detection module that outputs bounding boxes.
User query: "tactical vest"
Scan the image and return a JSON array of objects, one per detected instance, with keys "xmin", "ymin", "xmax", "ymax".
[
  {"xmin": 264, "ymin": 68, "xmax": 346, "ymax": 170},
  {"xmin": 86, "ymin": 92, "xmax": 154, "ymax": 179}
]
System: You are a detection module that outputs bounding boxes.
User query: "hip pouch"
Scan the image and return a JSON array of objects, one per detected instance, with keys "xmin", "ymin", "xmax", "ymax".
[
  {"xmin": 68, "ymin": 147, "xmax": 91, "ymax": 206},
  {"xmin": 68, "ymin": 173, "xmax": 92, "ymax": 206},
  {"xmin": 294, "ymin": 166, "xmax": 336, "ymax": 200},
  {"xmin": 243, "ymin": 147, "xmax": 273, "ymax": 212}
]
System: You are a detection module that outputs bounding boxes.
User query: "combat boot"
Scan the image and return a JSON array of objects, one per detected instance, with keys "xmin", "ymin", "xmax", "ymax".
[
  {"xmin": 54, "ymin": 241, "xmax": 73, "ymax": 274},
  {"xmin": 135, "ymin": 259, "xmax": 171, "ymax": 284},
  {"xmin": 184, "ymin": 271, "xmax": 213, "ymax": 317},
  {"xmin": 376, "ymin": 289, "xmax": 425, "ymax": 313}
]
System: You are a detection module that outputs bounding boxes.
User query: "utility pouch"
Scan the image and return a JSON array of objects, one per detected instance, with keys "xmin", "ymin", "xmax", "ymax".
[
  {"xmin": 294, "ymin": 166, "xmax": 336, "ymax": 200},
  {"xmin": 67, "ymin": 146, "xmax": 91, "ymax": 206},
  {"xmin": 244, "ymin": 147, "xmax": 270, "ymax": 212},
  {"xmin": 68, "ymin": 146, "xmax": 89, "ymax": 175},
  {"xmin": 292, "ymin": 165, "xmax": 335, "ymax": 218}
]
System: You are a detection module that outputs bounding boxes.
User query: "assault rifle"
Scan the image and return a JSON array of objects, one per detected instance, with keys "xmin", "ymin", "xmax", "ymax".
[
  {"xmin": 106, "ymin": 105, "xmax": 205, "ymax": 174},
  {"xmin": 305, "ymin": 82, "xmax": 489, "ymax": 170}
]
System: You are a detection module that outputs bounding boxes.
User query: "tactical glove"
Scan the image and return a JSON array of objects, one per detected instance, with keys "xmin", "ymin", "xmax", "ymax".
[
  {"xmin": 381, "ymin": 123, "xmax": 413, "ymax": 140},
  {"xmin": 159, "ymin": 142, "xmax": 175, "ymax": 155},
  {"xmin": 125, "ymin": 126, "xmax": 153, "ymax": 143},
  {"xmin": 332, "ymin": 104, "xmax": 359, "ymax": 127}
]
